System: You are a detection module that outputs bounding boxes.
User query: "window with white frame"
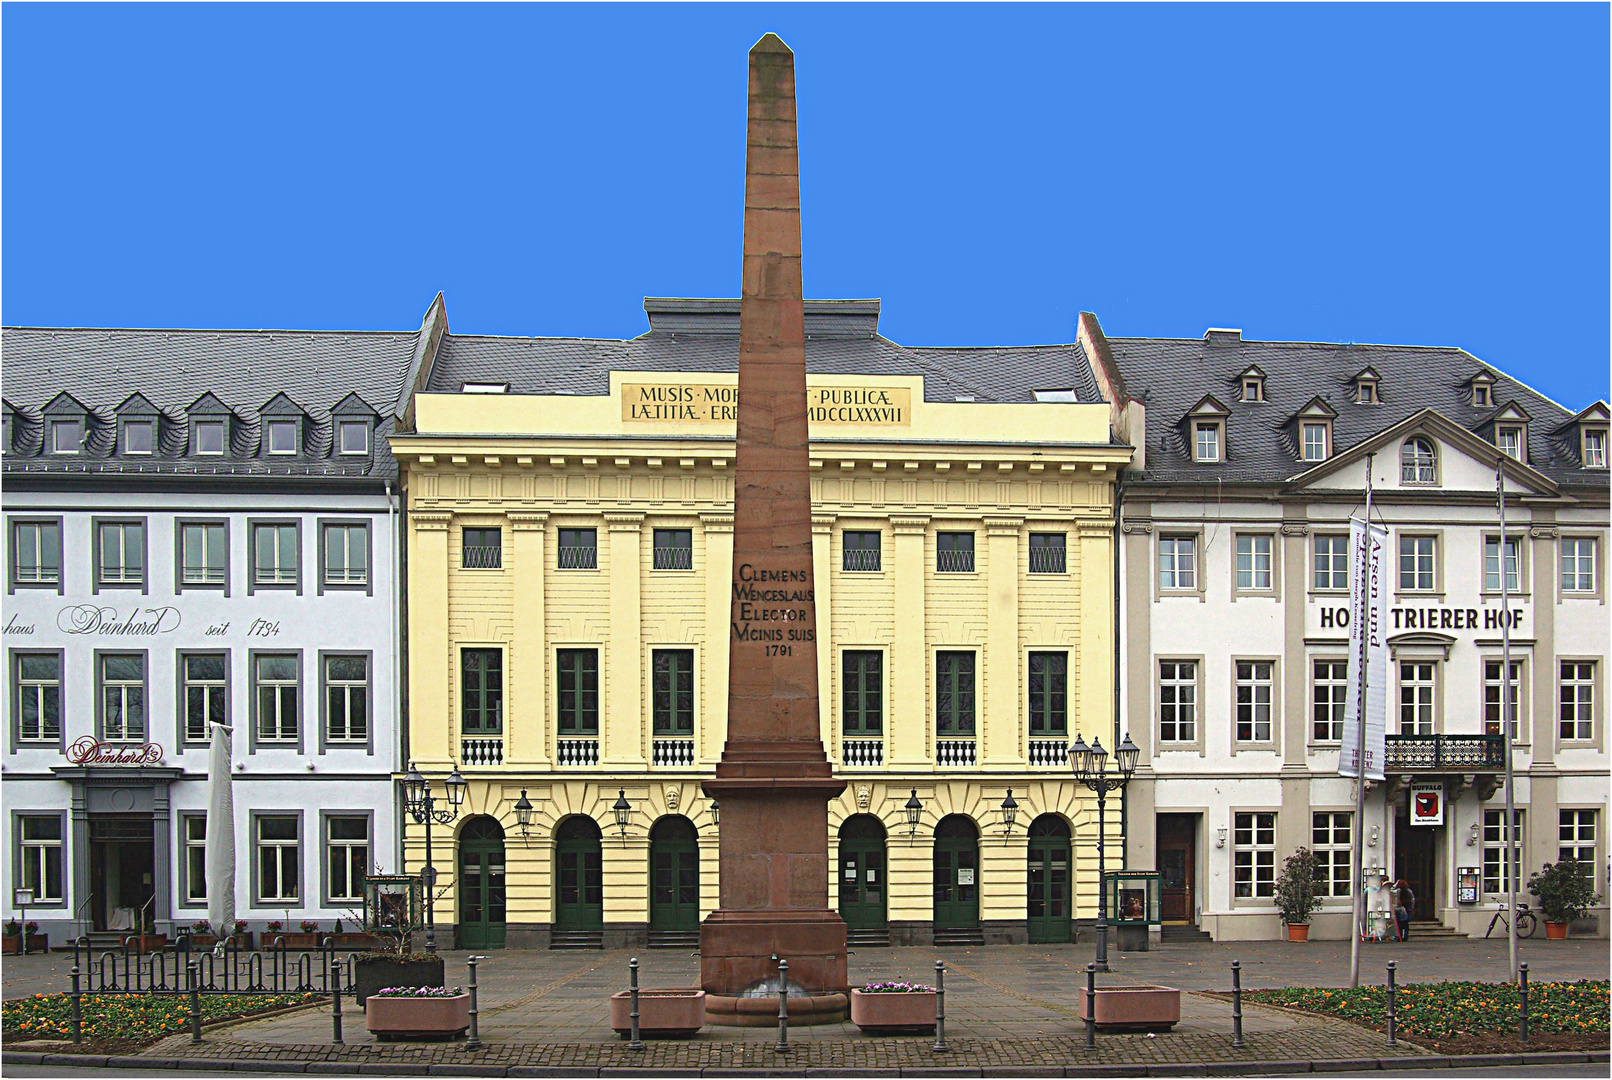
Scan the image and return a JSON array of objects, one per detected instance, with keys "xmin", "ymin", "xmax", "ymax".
[
  {"xmin": 123, "ymin": 420, "xmax": 154, "ymax": 455},
  {"xmin": 1496, "ymin": 426, "xmax": 1523, "ymax": 461},
  {"xmin": 1482, "ymin": 809, "xmax": 1523, "ymax": 895},
  {"xmin": 1559, "ymin": 661, "xmax": 1594, "ymax": 742},
  {"xmin": 180, "ymin": 523, "xmax": 227, "ymax": 585},
  {"xmin": 1584, "ymin": 429, "xmax": 1607, "ymax": 468},
  {"xmin": 18, "ymin": 816, "xmax": 63, "ymax": 902},
  {"xmin": 1312, "ymin": 660, "xmax": 1347, "ymax": 742},
  {"xmin": 1194, "ymin": 422, "xmax": 1221, "ymax": 463},
  {"xmin": 327, "ymin": 816, "xmax": 368, "ymax": 903},
  {"xmin": 16, "ymin": 655, "xmax": 61, "ymax": 744},
  {"xmin": 194, "ymin": 421, "xmax": 226, "ymax": 455},
  {"xmin": 1484, "ymin": 536, "xmax": 1522, "ymax": 593},
  {"xmin": 183, "ymin": 815, "xmax": 207, "ymax": 902},
  {"xmin": 1399, "ymin": 661, "xmax": 1435, "ymax": 736},
  {"xmin": 49, "ymin": 419, "xmax": 81, "ymax": 455},
  {"xmin": 13, "ymin": 521, "xmax": 60, "ymax": 584},
  {"xmin": 1233, "ymin": 812, "xmax": 1275, "ymax": 898},
  {"xmin": 1311, "ymin": 813, "xmax": 1351, "ymax": 897},
  {"xmin": 322, "ymin": 524, "xmax": 368, "ymax": 586},
  {"xmin": 325, "ymin": 656, "xmax": 368, "ymax": 743},
  {"xmin": 98, "ymin": 522, "xmax": 145, "ymax": 585},
  {"xmin": 1301, "ymin": 422, "xmax": 1329, "ymax": 462},
  {"xmin": 1484, "ymin": 660, "xmax": 1523, "ymax": 740},
  {"xmin": 1560, "ymin": 538, "xmax": 1597, "ymax": 593},
  {"xmin": 253, "ymin": 524, "xmax": 298, "ymax": 585},
  {"xmin": 1236, "ymin": 534, "xmax": 1273, "ymax": 590},
  {"xmin": 183, "ymin": 654, "xmax": 227, "ymax": 742},
  {"xmin": 99, "ymin": 654, "xmax": 145, "ymax": 741},
  {"xmin": 266, "ymin": 420, "xmax": 298, "ymax": 455},
  {"xmin": 1158, "ymin": 536, "xmax": 1197, "ymax": 590},
  {"xmin": 1235, "ymin": 661, "xmax": 1273, "ymax": 742},
  {"xmin": 1313, "ymin": 535, "xmax": 1348, "ymax": 590},
  {"xmin": 256, "ymin": 815, "xmax": 299, "ymax": 902},
  {"xmin": 338, "ymin": 422, "xmax": 369, "ymax": 455},
  {"xmin": 1399, "ymin": 535, "xmax": 1435, "ymax": 591},
  {"xmin": 255, "ymin": 654, "xmax": 299, "ymax": 742},
  {"xmin": 1400, "ymin": 437, "xmax": 1436, "ymax": 484},
  {"xmin": 1558, "ymin": 810, "xmax": 1597, "ymax": 886},
  {"xmin": 1159, "ymin": 661, "xmax": 1197, "ymax": 743}
]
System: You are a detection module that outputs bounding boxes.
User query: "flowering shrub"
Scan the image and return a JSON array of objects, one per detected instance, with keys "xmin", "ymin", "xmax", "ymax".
[
  {"xmin": 233, "ymin": 920, "xmax": 248, "ymax": 936},
  {"xmin": 1243, "ymin": 980, "xmax": 1609, "ymax": 1039},
  {"xmin": 299, "ymin": 921, "xmax": 319, "ymax": 934},
  {"xmin": 859, "ymin": 981, "xmax": 936, "ymax": 994},
  {"xmin": 2, "ymin": 992, "xmax": 318, "ymax": 1043},
  {"xmin": 24, "ymin": 921, "xmax": 39, "ymax": 935},
  {"xmin": 191, "ymin": 919, "xmax": 212, "ymax": 935},
  {"xmin": 266, "ymin": 921, "xmax": 283, "ymax": 933},
  {"xmin": 372, "ymin": 985, "xmax": 463, "ymax": 998}
]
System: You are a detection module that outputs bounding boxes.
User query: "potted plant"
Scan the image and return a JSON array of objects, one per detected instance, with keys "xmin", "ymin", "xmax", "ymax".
[
  {"xmin": 1528, "ymin": 859, "xmax": 1601, "ymax": 939},
  {"xmin": 22, "ymin": 921, "xmax": 45, "ymax": 955},
  {"xmin": 187, "ymin": 918, "xmax": 218, "ymax": 949},
  {"xmin": 230, "ymin": 919, "xmax": 254, "ymax": 950},
  {"xmin": 2, "ymin": 920, "xmax": 20, "ymax": 955},
  {"xmin": 365, "ymin": 985, "xmax": 469, "ymax": 1040},
  {"xmin": 849, "ymin": 980, "xmax": 937, "ymax": 1034},
  {"xmin": 1274, "ymin": 847, "xmax": 1321, "ymax": 941}
]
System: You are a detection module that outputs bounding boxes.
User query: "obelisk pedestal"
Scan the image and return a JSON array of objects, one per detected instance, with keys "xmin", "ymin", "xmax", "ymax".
[{"xmin": 700, "ymin": 33, "xmax": 848, "ymax": 1022}]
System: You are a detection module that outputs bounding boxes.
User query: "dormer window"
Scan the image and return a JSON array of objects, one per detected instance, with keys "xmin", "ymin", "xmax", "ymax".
[
  {"xmin": 194, "ymin": 421, "xmax": 225, "ymax": 455},
  {"xmin": 266, "ymin": 420, "xmax": 298, "ymax": 455},
  {"xmin": 338, "ymin": 421, "xmax": 370, "ymax": 455},
  {"xmin": 1583, "ymin": 428, "xmax": 1607, "ymax": 469},
  {"xmin": 1357, "ymin": 380, "xmax": 1378, "ymax": 404},
  {"xmin": 50, "ymin": 419, "xmax": 81, "ymax": 455},
  {"xmin": 1194, "ymin": 422, "xmax": 1221, "ymax": 463},
  {"xmin": 1301, "ymin": 422, "xmax": 1329, "ymax": 462},
  {"xmin": 1242, "ymin": 378, "xmax": 1263, "ymax": 402},
  {"xmin": 1496, "ymin": 425, "xmax": 1523, "ymax": 461},
  {"xmin": 123, "ymin": 420, "xmax": 154, "ymax": 455},
  {"xmin": 1473, "ymin": 381, "xmax": 1493, "ymax": 408}
]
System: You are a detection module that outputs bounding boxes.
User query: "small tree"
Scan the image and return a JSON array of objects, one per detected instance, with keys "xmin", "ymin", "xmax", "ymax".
[
  {"xmin": 1274, "ymin": 847, "xmax": 1321, "ymax": 926},
  {"xmin": 1528, "ymin": 860, "xmax": 1600, "ymax": 925}
]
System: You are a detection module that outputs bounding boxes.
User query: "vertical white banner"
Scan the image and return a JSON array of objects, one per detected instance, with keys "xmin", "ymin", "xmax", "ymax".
[{"xmin": 1341, "ymin": 517, "xmax": 1389, "ymax": 780}]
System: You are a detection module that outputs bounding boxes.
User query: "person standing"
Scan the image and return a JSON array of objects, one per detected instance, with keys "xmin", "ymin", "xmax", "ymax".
[{"xmin": 1393, "ymin": 879, "xmax": 1415, "ymax": 941}]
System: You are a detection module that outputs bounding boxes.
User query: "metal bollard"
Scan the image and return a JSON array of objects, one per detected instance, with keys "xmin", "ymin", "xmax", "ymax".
[
  {"xmin": 1231, "ymin": 960, "xmax": 1244, "ymax": 1050},
  {"xmin": 1085, "ymin": 963, "xmax": 1097, "ymax": 1052},
  {"xmin": 188, "ymin": 961, "xmax": 203, "ymax": 1044},
  {"xmin": 331, "ymin": 969, "xmax": 344, "ymax": 1045},
  {"xmin": 465, "ymin": 956, "xmax": 484, "ymax": 1050},
  {"xmin": 69, "ymin": 965, "xmax": 83, "ymax": 1045},
  {"xmin": 627, "ymin": 957, "xmax": 644, "ymax": 1051},
  {"xmin": 1518, "ymin": 962, "xmax": 1529, "ymax": 1044},
  {"xmin": 774, "ymin": 958, "xmax": 790, "ymax": 1053},
  {"xmin": 932, "ymin": 960, "xmax": 949, "ymax": 1054},
  {"xmin": 1385, "ymin": 961, "xmax": 1396, "ymax": 1046}
]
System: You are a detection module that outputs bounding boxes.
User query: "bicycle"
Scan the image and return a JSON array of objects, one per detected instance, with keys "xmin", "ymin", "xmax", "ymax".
[{"xmin": 1484, "ymin": 901, "xmax": 1537, "ymax": 939}]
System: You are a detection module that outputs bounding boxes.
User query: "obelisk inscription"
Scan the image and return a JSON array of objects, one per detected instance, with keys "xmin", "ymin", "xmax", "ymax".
[{"xmin": 700, "ymin": 32, "xmax": 848, "ymax": 1007}]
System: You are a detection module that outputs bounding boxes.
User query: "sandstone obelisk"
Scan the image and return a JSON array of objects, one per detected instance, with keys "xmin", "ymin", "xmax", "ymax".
[{"xmin": 700, "ymin": 33, "xmax": 848, "ymax": 1010}]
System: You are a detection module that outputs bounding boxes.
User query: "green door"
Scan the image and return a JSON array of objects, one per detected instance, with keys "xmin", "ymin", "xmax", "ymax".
[
  {"xmin": 1027, "ymin": 814, "xmax": 1073, "ymax": 943},
  {"xmin": 458, "ymin": 817, "xmax": 506, "ymax": 949},
  {"xmin": 933, "ymin": 815, "xmax": 980, "ymax": 931},
  {"xmin": 838, "ymin": 815, "xmax": 888, "ymax": 930},
  {"xmin": 555, "ymin": 816, "xmax": 603, "ymax": 932},
  {"xmin": 649, "ymin": 816, "xmax": 700, "ymax": 932}
]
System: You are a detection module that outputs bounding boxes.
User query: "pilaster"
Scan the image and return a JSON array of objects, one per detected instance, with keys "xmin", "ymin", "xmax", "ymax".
[
  {"xmin": 604, "ymin": 513, "xmax": 645, "ymax": 766},
  {"xmin": 890, "ymin": 516, "xmax": 930, "ymax": 766},
  {"xmin": 408, "ymin": 511, "xmax": 454, "ymax": 769},
  {"xmin": 1076, "ymin": 520, "xmax": 1114, "ymax": 743},
  {"xmin": 508, "ymin": 513, "xmax": 549, "ymax": 766},
  {"xmin": 1281, "ymin": 520, "xmax": 1309, "ymax": 766},
  {"xmin": 985, "ymin": 517, "xmax": 1023, "ymax": 765},
  {"xmin": 700, "ymin": 513, "xmax": 735, "ymax": 763},
  {"xmin": 1529, "ymin": 520, "xmax": 1558, "ymax": 758},
  {"xmin": 812, "ymin": 515, "xmax": 835, "ymax": 753}
]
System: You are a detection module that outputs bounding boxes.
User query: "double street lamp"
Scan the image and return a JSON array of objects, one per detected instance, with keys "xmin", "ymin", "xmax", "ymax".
[
  {"xmin": 1068, "ymin": 732, "xmax": 1139, "ymax": 972},
  {"xmin": 401, "ymin": 762, "xmax": 468, "ymax": 954}
]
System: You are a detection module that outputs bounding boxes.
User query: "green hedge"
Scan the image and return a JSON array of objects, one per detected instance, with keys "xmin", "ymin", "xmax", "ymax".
[
  {"xmin": 2, "ymin": 992, "xmax": 319, "ymax": 1042},
  {"xmin": 1243, "ymin": 980, "xmax": 1609, "ymax": 1040}
]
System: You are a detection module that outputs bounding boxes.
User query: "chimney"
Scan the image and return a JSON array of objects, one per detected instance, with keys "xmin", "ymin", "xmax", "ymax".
[{"xmin": 1205, "ymin": 328, "xmax": 1243, "ymax": 347}]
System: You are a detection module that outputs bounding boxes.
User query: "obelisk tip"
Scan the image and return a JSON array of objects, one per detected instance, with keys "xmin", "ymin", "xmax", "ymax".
[{"xmin": 751, "ymin": 32, "xmax": 793, "ymax": 56}]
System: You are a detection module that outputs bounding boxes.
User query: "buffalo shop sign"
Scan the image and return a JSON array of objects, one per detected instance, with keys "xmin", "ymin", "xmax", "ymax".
[
  {"xmin": 65, "ymin": 736, "xmax": 164, "ymax": 766},
  {"xmin": 1410, "ymin": 783, "xmax": 1445, "ymax": 827},
  {"xmin": 622, "ymin": 383, "xmax": 912, "ymax": 425}
]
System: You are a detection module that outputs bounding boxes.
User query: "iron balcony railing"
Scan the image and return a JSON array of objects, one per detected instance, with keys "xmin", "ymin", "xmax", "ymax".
[
  {"xmin": 843, "ymin": 548, "xmax": 882, "ymax": 572},
  {"xmin": 1028, "ymin": 547, "xmax": 1066, "ymax": 574},
  {"xmin": 462, "ymin": 545, "xmax": 502, "ymax": 569},
  {"xmin": 1384, "ymin": 733, "xmax": 1505, "ymax": 771},
  {"xmin": 652, "ymin": 546, "xmax": 693, "ymax": 570},
  {"xmin": 936, "ymin": 549, "xmax": 975, "ymax": 573},
  {"xmin": 557, "ymin": 544, "xmax": 598, "ymax": 569}
]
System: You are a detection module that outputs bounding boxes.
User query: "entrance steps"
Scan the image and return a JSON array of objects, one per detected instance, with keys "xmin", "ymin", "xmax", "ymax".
[
  {"xmin": 80, "ymin": 932, "xmax": 135, "ymax": 953},
  {"xmin": 549, "ymin": 930, "xmax": 602, "ymax": 950},
  {"xmin": 1409, "ymin": 920, "xmax": 1466, "ymax": 939},
  {"xmin": 647, "ymin": 930, "xmax": 700, "ymax": 950},
  {"xmin": 933, "ymin": 927, "xmax": 985, "ymax": 947},
  {"xmin": 847, "ymin": 928, "xmax": 891, "ymax": 948},
  {"xmin": 1159, "ymin": 924, "xmax": 1213, "ymax": 944}
]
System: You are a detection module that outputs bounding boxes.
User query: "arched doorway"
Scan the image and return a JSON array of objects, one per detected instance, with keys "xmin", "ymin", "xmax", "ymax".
[
  {"xmin": 458, "ymin": 816, "xmax": 506, "ymax": 949},
  {"xmin": 838, "ymin": 815, "xmax": 888, "ymax": 934},
  {"xmin": 649, "ymin": 816, "xmax": 699, "ymax": 936},
  {"xmin": 1027, "ymin": 814, "xmax": 1072, "ymax": 943},
  {"xmin": 554, "ymin": 816, "xmax": 603, "ymax": 936},
  {"xmin": 933, "ymin": 815, "xmax": 980, "ymax": 937}
]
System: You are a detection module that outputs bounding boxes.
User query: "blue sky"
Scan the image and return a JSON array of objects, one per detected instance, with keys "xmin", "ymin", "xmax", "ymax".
[{"xmin": 4, "ymin": 3, "xmax": 1607, "ymax": 406}]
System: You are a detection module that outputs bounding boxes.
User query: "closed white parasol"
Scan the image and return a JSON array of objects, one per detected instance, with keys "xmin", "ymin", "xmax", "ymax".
[{"xmin": 205, "ymin": 720, "xmax": 235, "ymax": 952}]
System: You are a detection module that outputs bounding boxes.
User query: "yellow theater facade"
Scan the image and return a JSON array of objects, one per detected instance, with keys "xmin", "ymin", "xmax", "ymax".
[{"xmin": 392, "ymin": 298, "xmax": 1131, "ymax": 949}]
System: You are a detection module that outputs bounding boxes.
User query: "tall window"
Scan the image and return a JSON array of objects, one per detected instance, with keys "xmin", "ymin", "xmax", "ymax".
[
  {"xmin": 1401, "ymin": 437, "xmax": 1436, "ymax": 484},
  {"xmin": 1301, "ymin": 422, "xmax": 1329, "ymax": 462},
  {"xmin": 1559, "ymin": 662, "xmax": 1594, "ymax": 741},
  {"xmin": 1496, "ymin": 426, "xmax": 1523, "ymax": 461},
  {"xmin": 322, "ymin": 524, "xmax": 368, "ymax": 586},
  {"xmin": 1584, "ymin": 429, "xmax": 1607, "ymax": 468},
  {"xmin": 1560, "ymin": 538, "xmax": 1597, "ymax": 593},
  {"xmin": 253, "ymin": 524, "xmax": 298, "ymax": 585},
  {"xmin": 255, "ymin": 654, "xmax": 299, "ymax": 742},
  {"xmin": 1028, "ymin": 533, "xmax": 1066, "ymax": 574},
  {"xmin": 1158, "ymin": 661, "xmax": 1196, "ymax": 743},
  {"xmin": 18, "ymin": 816, "xmax": 63, "ymax": 902},
  {"xmin": 1399, "ymin": 662, "xmax": 1435, "ymax": 736},
  {"xmin": 327, "ymin": 816, "xmax": 368, "ymax": 903},
  {"xmin": 325, "ymin": 656, "xmax": 368, "ymax": 743},
  {"xmin": 16, "ymin": 655, "xmax": 61, "ymax": 744},
  {"xmin": 1399, "ymin": 536, "xmax": 1435, "ymax": 591},
  {"xmin": 842, "ymin": 531, "xmax": 882, "ymax": 572},
  {"xmin": 183, "ymin": 654, "xmax": 227, "ymax": 742},
  {"xmin": 936, "ymin": 532, "xmax": 975, "ymax": 573},
  {"xmin": 557, "ymin": 528, "xmax": 597, "ymax": 570},
  {"xmin": 180, "ymin": 523, "xmax": 226, "ymax": 585},
  {"xmin": 652, "ymin": 529, "xmax": 693, "ymax": 570},
  {"xmin": 1313, "ymin": 535, "xmax": 1348, "ymax": 590},
  {"xmin": 557, "ymin": 649, "xmax": 599, "ymax": 735},
  {"xmin": 651, "ymin": 649, "xmax": 694, "ymax": 734},
  {"xmin": 100, "ymin": 654, "xmax": 145, "ymax": 742},
  {"xmin": 98, "ymin": 522, "xmax": 145, "ymax": 585},
  {"xmin": 1558, "ymin": 811, "xmax": 1597, "ymax": 886},
  {"xmin": 256, "ymin": 816, "xmax": 299, "ymax": 903},
  {"xmin": 1484, "ymin": 660, "xmax": 1522, "ymax": 740},
  {"xmin": 1312, "ymin": 660, "xmax": 1348, "ymax": 742},
  {"xmin": 461, "ymin": 649, "xmax": 503, "ymax": 734},
  {"xmin": 1235, "ymin": 661, "xmax": 1273, "ymax": 742},
  {"xmin": 1233, "ymin": 812, "xmax": 1275, "ymax": 898},
  {"xmin": 1027, "ymin": 652, "xmax": 1067, "ymax": 737},
  {"xmin": 462, "ymin": 527, "xmax": 502, "ymax": 569},
  {"xmin": 1236, "ymin": 535, "xmax": 1272, "ymax": 590},
  {"xmin": 1158, "ymin": 536, "xmax": 1197, "ymax": 590},
  {"xmin": 183, "ymin": 815, "xmax": 207, "ymax": 902},
  {"xmin": 13, "ymin": 522, "xmax": 60, "ymax": 584},
  {"xmin": 1311, "ymin": 813, "xmax": 1351, "ymax": 897},
  {"xmin": 936, "ymin": 651, "xmax": 976, "ymax": 736},
  {"xmin": 842, "ymin": 651, "xmax": 883, "ymax": 736},
  {"xmin": 1482, "ymin": 809, "xmax": 1523, "ymax": 895},
  {"xmin": 1484, "ymin": 536, "xmax": 1521, "ymax": 593},
  {"xmin": 1194, "ymin": 422, "xmax": 1221, "ymax": 463}
]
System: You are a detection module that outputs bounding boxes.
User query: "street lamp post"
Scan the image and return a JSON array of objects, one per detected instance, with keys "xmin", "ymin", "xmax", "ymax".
[
  {"xmin": 1068, "ymin": 733, "xmax": 1139, "ymax": 972},
  {"xmin": 401, "ymin": 762, "xmax": 467, "ymax": 954}
]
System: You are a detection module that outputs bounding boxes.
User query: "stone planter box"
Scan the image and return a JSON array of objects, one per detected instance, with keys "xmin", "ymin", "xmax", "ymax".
[
  {"xmin": 355, "ymin": 954, "xmax": 446, "ymax": 1009},
  {"xmin": 264, "ymin": 933, "xmax": 320, "ymax": 951},
  {"xmin": 2, "ymin": 934, "xmax": 46, "ymax": 955},
  {"xmin": 1077, "ymin": 985, "xmax": 1181, "ymax": 1032},
  {"xmin": 365, "ymin": 992, "xmax": 469, "ymax": 1041},
  {"xmin": 328, "ymin": 933, "xmax": 379, "ymax": 950},
  {"xmin": 609, "ymin": 988, "xmax": 707, "ymax": 1038},
  {"xmin": 850, "ymin": 988, "xmax": 936, "ymax": 1034}
]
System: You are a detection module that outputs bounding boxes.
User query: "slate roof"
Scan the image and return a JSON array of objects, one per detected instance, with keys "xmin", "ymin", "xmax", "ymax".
[
  {"xmin": 1101, "ymin": 331, "xmax": 1608, "ymax": 491},
  {"xmin": 425, "ymin": 298, "xmax": 1107, "ymax": 412},
  {"xmin": 1, "ymin": 327, "xmax": 416, "ymax": 481}
]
